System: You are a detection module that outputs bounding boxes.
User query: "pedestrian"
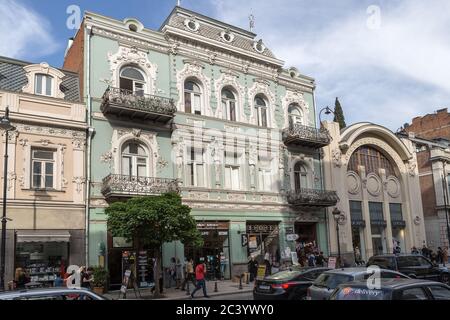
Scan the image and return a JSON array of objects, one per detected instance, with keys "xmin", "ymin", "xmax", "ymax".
[
  {"xmin": 81, "ymin": 267, "xmax": 94, "ymax": 290},
  {"xmin": 181, "ymin": 258, "xmax": 196, "ymax": 291},
  {"xmin": 411, "ymin": 247, "xmax": 419, "ymax": 254},
  {"xmin": 354, "ymin": 246, "xmax": 361, "ymax": 265},
  {"xmin": 220, "ymin": 252, "xmax": 227, "ymax": 280},
  {"xmin": 264, "ymin": 253, "xmax": 272, "ymax": 276},
  {"xmin": 316, "ymin": 251, "xmax": 327, "ymax": 267},
  {"xmin": 308, "ymin": 252, "xmax": 316, "ymax": 267},
  {"xmin": 422, "ymin": 244, "xmax": 429, "ymax": 258},
  {"xmin": 443, "ymin": 247, "xmax": 448, "ymax": 267},
  {"xmin": 191, "ymin": 260, "xmax": 210, "ymax": 299},
  {"xmin": 248, "ymin": 256, "xmax": 258, "ymax": 282},
  {"xmin": 437, "ymin": 247, "xmax": 443, "ymax": 264},
  {"xmin": 14, "ymin": 268, "xmax": 28, "ymax": 289},
  {"xmin": 169, "ymin": 257, "xmax": 177, "ymax": 287},
  {"xmin": 175, "ymin": 258, "xmax": 183, "ymax": 289}
]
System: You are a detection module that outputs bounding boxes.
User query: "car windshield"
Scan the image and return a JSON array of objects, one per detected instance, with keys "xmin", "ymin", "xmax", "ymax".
[
  {"xmin": 331, "ymin": 286, "xmax": 390, "ymax": 300},
  {"xmin": 314, "ymin": 273, "xmax": 353, "ymax": 289},
  {"xmin": 266, "ymin": 271, "xmax": 299, "ymax": 280}
]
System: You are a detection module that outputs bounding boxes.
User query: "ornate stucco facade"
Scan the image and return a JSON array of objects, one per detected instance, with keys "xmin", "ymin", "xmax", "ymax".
[
  {"xmin": 0, "ymin": 57, "xmax": 86, "ymax": 287},
  {"xmin": 64, "ymin": 7, "xmax": 337, "ymax": 285},
  {"xmin": 322, "ymin": 121, "xmax": 427, "ymax": 264}
]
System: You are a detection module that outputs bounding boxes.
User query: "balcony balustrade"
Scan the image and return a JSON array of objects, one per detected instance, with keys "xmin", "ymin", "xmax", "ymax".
[
  {"xmin": 282, "ymin": 124, "xmax": 331, "ymax": 148},
  {"xmin": 287, "ymin": 188, "xmax": 339, "ymax": 207}
]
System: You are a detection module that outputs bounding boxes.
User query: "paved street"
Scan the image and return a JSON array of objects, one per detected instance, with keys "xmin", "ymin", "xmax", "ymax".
[{"xmin": 193, "ymin": 292, "xmax": 253, "ymax": 300}]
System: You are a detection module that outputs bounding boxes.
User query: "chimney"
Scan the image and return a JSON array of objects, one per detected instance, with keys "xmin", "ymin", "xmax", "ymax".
[{"xmin": 64, "ymin": 37, "xmax": 74, "ymax": 58}]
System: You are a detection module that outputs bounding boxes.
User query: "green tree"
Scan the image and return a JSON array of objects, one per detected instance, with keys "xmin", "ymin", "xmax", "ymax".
[
  {"xmin": 333, "ymin": 97, "xmax": 347, "ymax": 129},
  {"xmin": 106, "ymin": 192, "xmax": 203, "ymax": 297}
]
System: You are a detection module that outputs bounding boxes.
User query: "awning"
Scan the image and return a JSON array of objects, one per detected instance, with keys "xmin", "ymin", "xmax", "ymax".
[{"xmin": 16, "ymin": 230, "xmax": 71, "ymax": 243}]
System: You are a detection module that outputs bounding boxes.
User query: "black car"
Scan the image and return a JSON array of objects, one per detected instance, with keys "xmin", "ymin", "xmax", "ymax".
[
  {"xmin": 253, "ymin": 267, "xmax": 331, "ymax": 300},
  {"xmin": 330, "ymin": 278, "xmax": 450, "ymax": 300},
  {"xmin": 367, "ymin": 254, "xmax": 450, "ymax": 284}
]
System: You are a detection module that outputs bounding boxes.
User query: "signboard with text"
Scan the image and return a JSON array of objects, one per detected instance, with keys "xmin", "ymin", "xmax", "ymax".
[{"xmin": 328, "ymin": 257, "xmax": 337, "ymax": 269}]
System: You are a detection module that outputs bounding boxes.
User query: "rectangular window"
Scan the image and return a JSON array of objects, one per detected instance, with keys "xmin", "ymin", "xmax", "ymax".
[
  {"xmin": 229, "ymin": 101, "xmax": 236, "ymax": 121},
  {"xmin": 35, "ymin": 74, "xmax": 52, "ymax": 96},
  {"xmin": 225, "ymin": 165, "xmax": 240, "ymax": 190},
  {"xmin": 350, "ymin": 201, "xmax": 363, "ymax": 221},
  {"xmin": 258, "ymin": 169, "xmax": 271, "ymax": 191},
  {"xmin": 187, "ymin": 147, "xmax": 204, "ymax": 187},
  {"xmin": 31, "ymin": 148, "xmax": 55, "ymax": 189},
  {"xmin": 184, "ymin": 92, "xmax": 192, "ymax": 114},
  {"xmin": 369, "ymin": 202, "xmax": 384, "ymax": 221},
  {"xmin": 193, "ymin": 94, "xmax": 201, "ymax": 115},
  {"xmin": 389, "ymin": 203, "xmax": 403, "ymax": 221}
]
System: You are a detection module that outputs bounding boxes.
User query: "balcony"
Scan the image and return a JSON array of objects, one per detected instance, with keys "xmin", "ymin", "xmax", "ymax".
[
  {"xmin": 100, "ymin": 87, "xmax": 177, "ymax": 123},
  {"xmin": 101, "ymin": 174, "xmax": 179, "ymax": 199},
  {"xmin": 287, "ymin": 188, "xmax": 339, "ymax": 207},
  {"xmin": 282, "ymin": 124, "xmax": 331, "ymax": 148}
]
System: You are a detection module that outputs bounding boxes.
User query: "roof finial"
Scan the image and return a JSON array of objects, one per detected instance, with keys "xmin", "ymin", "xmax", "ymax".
[{"xmin": 249, "ymin": 10, "xmax": 255, "ymax": 32}]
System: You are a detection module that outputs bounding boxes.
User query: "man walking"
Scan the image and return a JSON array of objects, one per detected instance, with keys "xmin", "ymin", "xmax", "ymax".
[{"xmin": 191, "ymin": 259, "xmax": 210, "ymax": 299}]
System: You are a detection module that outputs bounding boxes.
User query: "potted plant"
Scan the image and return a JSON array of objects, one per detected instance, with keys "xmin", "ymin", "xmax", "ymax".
[{"xmin": 92, "ymin": 266, "xmax": 108, "ymax": 294}]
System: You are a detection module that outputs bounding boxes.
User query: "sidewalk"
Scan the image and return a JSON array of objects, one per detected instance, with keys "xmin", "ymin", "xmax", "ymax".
[{"xmin": 103, "ymin": 279, "xmax": 254, "ymax": 300}]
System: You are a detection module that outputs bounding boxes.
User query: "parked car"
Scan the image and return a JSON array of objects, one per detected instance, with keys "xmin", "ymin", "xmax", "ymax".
[
  {"xmin": 367, "ymin": 254, "xmax": 450, "ymax": 284},
  {"xmin": 307, "ymin": 267, "xmax": 410, "ymax": 300},
  {"xmin": 329, "ymin": 278, "xmax": 450, "ymax": 300},
  {"xmin": 0, "ymin": 288, "xmax": 108, "ymax": 300},
  {"xmin": 253, "ymin": 267, "xmax": 331, "ymax": 300}
]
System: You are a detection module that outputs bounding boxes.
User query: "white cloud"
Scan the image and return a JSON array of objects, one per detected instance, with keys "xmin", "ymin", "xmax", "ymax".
[
  {"xmin": 205, "ymin": 0, "xmax": 450, "ymax": 130},
  {"xmin": 0, "ymin": 0, "xmax": 59, "ymax": 60}
]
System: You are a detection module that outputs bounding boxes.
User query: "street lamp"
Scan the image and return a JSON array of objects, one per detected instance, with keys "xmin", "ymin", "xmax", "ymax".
[
  {"xmin": 0, "ymin": 106, "xmax": 15, "ymax": 291},
  {"xmin": 319, "ymin": 106, "xmax": 334, "ymax": 127},
  {"xmin": 332, "ymin": 207, "xmax": 342, "ymax": 268}
]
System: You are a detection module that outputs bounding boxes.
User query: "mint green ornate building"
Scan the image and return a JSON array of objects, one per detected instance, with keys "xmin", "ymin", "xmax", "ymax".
[{"xmin": 64, "ymin": 7, "xmax": 338, "ymax": 286}]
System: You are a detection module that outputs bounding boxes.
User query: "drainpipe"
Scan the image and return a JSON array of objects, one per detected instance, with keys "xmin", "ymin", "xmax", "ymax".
[{"xmin": 85, "ymin": 24, "xmax": 93, "ymax": 267}]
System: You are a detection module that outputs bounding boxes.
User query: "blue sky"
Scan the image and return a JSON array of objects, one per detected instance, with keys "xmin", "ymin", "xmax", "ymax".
[{"xmin": 1, "ymin": 0, "xmax": 449, "ymax": 131}]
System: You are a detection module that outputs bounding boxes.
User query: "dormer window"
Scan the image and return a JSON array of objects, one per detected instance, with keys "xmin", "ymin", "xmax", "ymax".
[
  {"xmin": 253, "ymin": 40, "xmax": 266, "ymax": 53},
  {"xmin": 220, "ymin": 30, "xmax": 235, "ymax": 43},
  {"xmin": 35, "ymin": 74, "xmax": 53, "ymax": 96},
  {"xmin": 184, "ymin": 18, "xmax": 200, "ymax": 32}
]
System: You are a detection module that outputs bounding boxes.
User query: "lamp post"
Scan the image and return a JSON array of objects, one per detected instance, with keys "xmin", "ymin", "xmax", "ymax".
[
  {"xmin": 0, "ymin": 106, "xmax": 15, "ymax": 291},
  {"xmin": 318, "ymin": 106, "xmax": 334, "ymax": 127},
  {"xmin": 332, "ymin": 207, "xmax": 342, "ymax": 268}
]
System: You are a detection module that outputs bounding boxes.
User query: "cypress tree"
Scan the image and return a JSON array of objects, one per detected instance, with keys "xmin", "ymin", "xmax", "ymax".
[{"xmin": 333, "ymin": 97, "xmax": 346, "ymax": 129}]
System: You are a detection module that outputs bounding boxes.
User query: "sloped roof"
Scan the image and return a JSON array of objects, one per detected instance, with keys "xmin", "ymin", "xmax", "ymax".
[{"xmin": 0, "ymin": 56, "xmax": 80, "ymax": 102}]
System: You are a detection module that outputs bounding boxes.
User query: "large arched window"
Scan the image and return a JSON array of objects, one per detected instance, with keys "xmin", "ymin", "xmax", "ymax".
[
  {"xmin": 221, "ymin": 88, "xmax": 236, "ymax": 121},
  {"xmin": 294, "ymin": 162, "xmax": 308, "ymax": 191},
  {"xmin": 254, "ymin": 95, "xmax": 268, "ymax": 127},
  {"xmin": 119, "ymin": 66, "xmax": 146, "ymax": 96},
  {"xmin": 348, "ymin": 146, "xmax": 397, "ymax": 177},
  {"xmin": 121, "ymin": 141, "xmax": 148, "ymax": 177},
  {"xmin": 184, "ymin": 80, "xmax": 202, "ymax": 115},
  {"xmin": 288, "ymin": 103, "xmax": 303, "ymax": 126}
]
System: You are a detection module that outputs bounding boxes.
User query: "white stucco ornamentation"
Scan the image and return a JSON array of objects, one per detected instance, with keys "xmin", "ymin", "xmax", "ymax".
[
  {"xmin": 282, "ymin": 90, "xmax": 310, "ymax": 127},
  {"xmin": 176, "ymin": 60, "xmax": 212, "ymax": 116},
  {"xmin": 386, "ymin": 176, "xmax": 401, "ymax": 198},
  {"xmin": 210, "ymin": 137, "xmax": 224, "ymax": 187},
  {"xmin": 366, "ymin": 173, "xmax": 382, "ymax": 197},
  {"xmin": 22, "ymin": 62, "xmax": 66, "ymax": 99},
  {"xmin": 347, "ymin": 172, "xmax": 361, "ymax": 195},
  {"xmin": 214, "ymin": 70, "xmax": 246, "ymax": 121},
  {"xmin": 332, "ymin": 149, "xmax": 342, "ymax": 168},
  {"xmin": 247, "ymin": 79, "xmax": 276, "ymax": 128},
  {"xmin": 407, "ymin": 160, "xmax": 417, "ymax": 177},
  {"xmin": 72, "ymin": 176, "xmax": 85, "ymax": 194},
  {"xmin": 7, "ymin": 171, "xmax": 16, "ymax": 191},
  {"xmin": 108, "ymin": 46, "xmax": 158, "ymax": 94}
]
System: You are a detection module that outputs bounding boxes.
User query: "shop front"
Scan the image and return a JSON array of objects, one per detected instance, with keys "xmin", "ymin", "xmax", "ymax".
[
  {"xmin": 14, "ymin": 230, "xmax": 71, "ymax": 286},
  {"xmin": 185, "ymin": 221, "xmax": 231, "ymax": 280},
  {"xmin": 246, "ymin": 222, "xmax": 280, "ymax": 268}
]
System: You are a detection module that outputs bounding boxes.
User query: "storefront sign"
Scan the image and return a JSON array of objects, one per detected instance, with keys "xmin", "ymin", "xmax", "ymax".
[
  {"xmin": 285, "ymin": 227, "xmax": 294, "ymax": 234},
  {"xmin": 247, "ymin": 224, "xmax": 278, "ymax": 234},
  {"xmin": 256, "ymin": 265, "xmax": 267, "ymax": 280},
  {"xmin": 291, "ymin": 252, "xmax": 299, "ymax": 265},
  {"xmin": 351, "ymin": 220, "xmax": 366, "ymax": 227},
  {"xmin": 196, "ymin": 222, "xmax": 230, "ymax": 230},
  {"xmin": 328, "ymin": 257, "xmax": 337, "ymax": 269},
  {"xmin": 241, "ymin": 234, "xmax": 248, "ymax": 247},
  {"xmin": 137, "ymin": 251, "xmax": 150, "ymax": 288}
]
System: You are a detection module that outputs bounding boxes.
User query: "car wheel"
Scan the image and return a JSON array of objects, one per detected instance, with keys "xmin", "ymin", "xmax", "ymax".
[{"xmin": 440, "ymin": 273, "xmax": 450, "ymax": 285}]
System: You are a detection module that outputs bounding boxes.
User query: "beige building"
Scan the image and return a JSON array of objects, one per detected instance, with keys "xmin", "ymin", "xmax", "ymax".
[
  {"xmin": 0, "ymin": 56, "xmax": 86, "ymax": 287},
  {"xmin": 322, "ymin": 121, "xmax": 427, "ymax": 264}
]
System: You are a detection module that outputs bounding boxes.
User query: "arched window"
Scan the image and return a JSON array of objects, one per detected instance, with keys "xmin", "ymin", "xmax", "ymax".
[
  {"xmin": 348, "ymin": 146, "xmax": 397, "ymax": 177},
  {"xmin": 121, "ymin": 141, "xmax": 148, "ymax": 177},
  {"xmin": 255, "ymin": 95, "xmax": 268, "ymax": 127},
  {"xmin": 119, "ymin": 66, "xmax": 146, "ymax": 96},
  {"xmin": 221, "ymin": 88, "xmax": 236, "ymax": 121},
  {"xmin": 294, "ymin": 162, "xmax": 308, "ymax": 191},
  {"xmin": 184, "ymin": 80, "xmax": 202, "ymax": 115},
  {"xmin": 288, "ymin": 103, "xmax": 303, "ymax": 126}
]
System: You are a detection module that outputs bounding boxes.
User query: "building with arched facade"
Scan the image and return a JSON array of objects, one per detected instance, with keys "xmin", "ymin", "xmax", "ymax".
[
  {"xmin": 64, "ymin": 6, "xmax": 338, "ymax": 288},
  {"xmin": 322, "ymin": 121, "xmax": 427, "ymax": 264}
]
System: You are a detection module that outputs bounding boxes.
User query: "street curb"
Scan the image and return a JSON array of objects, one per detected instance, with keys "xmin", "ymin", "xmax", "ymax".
[{"xmin": 160, "ymin": 288, "xmax": 254, "ymax": 300}]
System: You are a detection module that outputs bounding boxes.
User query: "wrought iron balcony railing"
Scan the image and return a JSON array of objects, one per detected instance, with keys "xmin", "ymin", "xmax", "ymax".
[
  {"xmin": 287, "ymin": 188, "xmax": 339, "ymax": 207},
  {"xmin": 101, "ymin": 174, "xmax": 180, "ymax": 199},
  {"xmin": 282, "ymin": 124, "xmax": 331, "ymax": 148},
  {"xmin": 100, "ymin": 87, "xmax": 177, "ymax": 123}
]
